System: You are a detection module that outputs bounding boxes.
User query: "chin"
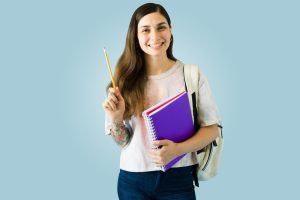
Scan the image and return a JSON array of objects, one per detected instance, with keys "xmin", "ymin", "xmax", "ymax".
[
  {"xmin": 143, "ymin": 46, "xmax": 169, "ymax": 57},
  {"xmin": 145, "ymin": 51, "xmax": 164, "ymax": 57}
]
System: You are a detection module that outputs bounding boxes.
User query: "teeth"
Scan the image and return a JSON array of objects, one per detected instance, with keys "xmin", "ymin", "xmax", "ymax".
[{"xmin": 149, "ymin": 43, "xmax": 163, "ymax": 47}]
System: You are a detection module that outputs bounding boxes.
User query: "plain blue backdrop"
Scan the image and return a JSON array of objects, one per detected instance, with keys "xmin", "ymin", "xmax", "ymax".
[{"xmin": 1, "ymin": 0, "xmax": 299, "ymax": 199}]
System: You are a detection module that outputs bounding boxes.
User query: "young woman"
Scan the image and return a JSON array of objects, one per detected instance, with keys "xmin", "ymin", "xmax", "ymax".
[{"xmin": 103, "ymin": 3, "xmax": 221, "ymax": 200}]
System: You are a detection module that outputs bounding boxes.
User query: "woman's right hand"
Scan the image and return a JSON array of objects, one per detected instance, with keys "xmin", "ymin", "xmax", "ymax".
[{"xmin": 102, "ymin": 87, "xmax": 125, "ymax": 123}]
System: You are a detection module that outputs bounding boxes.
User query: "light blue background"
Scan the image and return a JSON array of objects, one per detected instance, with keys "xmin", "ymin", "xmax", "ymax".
[{"xmin": 1, "ymin": 0, "xmax": 299, "ymax": 199}]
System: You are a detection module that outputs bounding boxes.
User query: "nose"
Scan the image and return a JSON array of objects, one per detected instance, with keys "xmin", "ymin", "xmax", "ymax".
[{"xmin": 150, "ymin": 30, "xmax": 159, "ymax": 41}]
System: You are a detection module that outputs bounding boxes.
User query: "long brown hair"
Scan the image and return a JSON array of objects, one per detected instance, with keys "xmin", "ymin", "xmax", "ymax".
[{"xmin": 107, "ymin": 3, "xmax": 176, "ymax": 119}]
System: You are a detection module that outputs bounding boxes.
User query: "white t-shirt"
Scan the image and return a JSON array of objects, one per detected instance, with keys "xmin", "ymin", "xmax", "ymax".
[{"xmin": 105, "ymin": 60, "xmax": 221, "ymax": 172}]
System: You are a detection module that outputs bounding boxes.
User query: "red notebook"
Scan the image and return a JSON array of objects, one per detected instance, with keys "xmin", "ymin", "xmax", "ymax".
[{"xmin": 142, "ymin": 91, "xmax": 194, "ymax": 171}]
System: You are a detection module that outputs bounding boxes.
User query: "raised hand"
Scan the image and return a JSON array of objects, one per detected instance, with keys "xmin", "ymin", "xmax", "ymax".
[{"xmin": 103, "ymin": 87, "xmax": 125, "ymax": 123}]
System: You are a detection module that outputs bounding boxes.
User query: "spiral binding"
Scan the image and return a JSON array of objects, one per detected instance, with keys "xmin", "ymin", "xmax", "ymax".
[
  {"xmin": 142, "ymin": 113, "xmax": 158, "ymax": 141},
  {"xmin": 143, "ymin": 113, "xmax": 168, "ymax": 171}
]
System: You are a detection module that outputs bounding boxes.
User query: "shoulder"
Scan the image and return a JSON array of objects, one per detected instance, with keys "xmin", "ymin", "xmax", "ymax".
[
  {"xmin": 183, "ymin": 63, "xmax": 211, "ymax": 88},
  {"xmin": 182, "ymin": 63, "xmax": 202, "ymax": 80},
  {"xmin": 181, "ymin": 62, "xmax": 201, "ymax": 73}
]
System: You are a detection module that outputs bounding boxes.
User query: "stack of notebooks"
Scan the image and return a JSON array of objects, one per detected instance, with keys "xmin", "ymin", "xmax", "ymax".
[{"xmin": 142, "ymin": 91, "xmax": 194, "ymax": 171}]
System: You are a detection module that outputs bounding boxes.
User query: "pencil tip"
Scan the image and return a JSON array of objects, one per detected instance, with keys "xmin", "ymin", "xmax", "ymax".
[{"xmin": 103, "ymin": 47, "xmax": 106, "ymax": 52}]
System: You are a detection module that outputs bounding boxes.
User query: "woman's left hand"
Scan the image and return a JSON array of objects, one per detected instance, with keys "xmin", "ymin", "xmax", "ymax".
[{"xmin": 149, "ymin": 140, "xmax": 180, "ymax": 167}]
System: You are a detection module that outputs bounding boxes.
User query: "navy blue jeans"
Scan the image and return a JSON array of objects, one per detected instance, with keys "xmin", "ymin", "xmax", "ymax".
[{"xmin": 118, "ymin": 165, "xmax": 196, "ymax": 200}]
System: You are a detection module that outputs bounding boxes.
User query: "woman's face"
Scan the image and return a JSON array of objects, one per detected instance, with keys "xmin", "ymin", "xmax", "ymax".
[{"xmin": 137, "ymin": 12, "xmax": 172, "ymax": 58}]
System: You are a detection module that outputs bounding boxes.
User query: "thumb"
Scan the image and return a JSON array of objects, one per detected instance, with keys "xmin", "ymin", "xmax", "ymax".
[
  {"xmin": 116, "ymin": 87, "xmax": 124, "ymax": 101},
  {"xmin": 153, "ymin": 139, "xmax": 170, "ymax": 147}
]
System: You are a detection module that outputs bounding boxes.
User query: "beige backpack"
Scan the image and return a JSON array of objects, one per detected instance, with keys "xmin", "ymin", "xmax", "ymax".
[{"xmin": 184, "ymin": 64, "xmax": 224, "ymax": 183}]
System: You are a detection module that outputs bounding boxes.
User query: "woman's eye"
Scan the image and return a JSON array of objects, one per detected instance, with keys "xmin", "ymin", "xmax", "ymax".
[
  {"xmin": 142, "ymin": 29, "xmax": 149, "ymax": 33},
  {"xmin": 158, "ymin": 26, "xmax": 166, "ymax": 31}
]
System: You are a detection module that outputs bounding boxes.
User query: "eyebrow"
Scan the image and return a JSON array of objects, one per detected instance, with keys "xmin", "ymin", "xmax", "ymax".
[{"xmin": 138, "ymin": 22, "xmax": 168, "ymax": 29}]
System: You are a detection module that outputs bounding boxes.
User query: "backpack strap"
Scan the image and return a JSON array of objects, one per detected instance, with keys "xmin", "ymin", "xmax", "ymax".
[
  {"xmin": 183, "ymin": 64, "xmax": 200, "ymax": 129},
  {"xmin": 183, "ymin": 64, "xmax": 201, "ymax": 187},
  {"xmin": 184, "ymin": 64, "xmax": 224, "ymax": 184}
]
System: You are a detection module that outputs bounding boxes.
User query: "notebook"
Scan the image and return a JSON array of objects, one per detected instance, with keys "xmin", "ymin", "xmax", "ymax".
[{"xmin": 142, "ymin": 91, "xmax": 194, "ymax": 171}]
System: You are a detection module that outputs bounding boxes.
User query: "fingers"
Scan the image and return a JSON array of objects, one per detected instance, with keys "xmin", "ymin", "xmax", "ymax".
[
  {"xmin": 103, "ymin": 98, "xmax": 118, "ymax": 111},
  {"xmin": 149, "ymin": 149, "xmax": 164, "ymax": 167},
  {"xmin": 149, "ymin": 140, "xmax": 175, "ymax": 167},
  {"xmin": 153, "ymin": 139, "xmax": 169, "ymax": 147},
  {"xmin": 105, "ymin": 98, "xmax": 117, "ymax": 111},
  {"xmin": 103, "ymin": 87, "xmax": 122, "ymax": 111},
  {"xmin": 116, "ymin": 88, "xmax": 124, "ymax": 102},
  {"xmin": 108, "ymin": 87, "xmax": 119, "ymax": 104}
]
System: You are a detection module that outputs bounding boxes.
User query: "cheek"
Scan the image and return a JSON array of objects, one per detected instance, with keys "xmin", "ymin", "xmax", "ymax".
[
  {"xmin": 163, "ymin": 32, "xmax": 172, "ymax": 40},
  {"xmin": 138, "ymin": 40, "xmax": 144, "ymax": 49},
  {"xmin": 137, "ymin": 35, "xmax": 145, "ymax": 45}
]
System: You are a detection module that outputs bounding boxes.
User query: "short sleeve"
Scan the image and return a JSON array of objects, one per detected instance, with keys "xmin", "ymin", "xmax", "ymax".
[{"xmin": 197, "ymin": 71, "xmax": 221, "ymax": 127}]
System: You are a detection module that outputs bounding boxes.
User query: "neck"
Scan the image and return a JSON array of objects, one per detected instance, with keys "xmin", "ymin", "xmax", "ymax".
[{"xmin": 145, "ymin": 54, "xmax": 176, "ymax": 76}]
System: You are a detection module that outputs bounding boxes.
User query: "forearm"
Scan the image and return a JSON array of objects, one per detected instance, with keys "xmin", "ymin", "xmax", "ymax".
[
  {"xmin": 176, "ymin": 124, "xmax": 219, "ymax": 155},
  {"xmin": 109, "ymin": 121, "xmax": 131, "ymax": 148}
]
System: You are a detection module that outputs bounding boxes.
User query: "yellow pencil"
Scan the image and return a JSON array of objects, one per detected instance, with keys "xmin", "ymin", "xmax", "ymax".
[{"xmin": 103, "ymin": 47, "xmax": 116, "ymax": 89}]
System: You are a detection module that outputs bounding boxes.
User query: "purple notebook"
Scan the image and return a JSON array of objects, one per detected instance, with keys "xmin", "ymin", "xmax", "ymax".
[{"xmin": 142, "ymin": 91, "xmax": 194, "ymax": 171}]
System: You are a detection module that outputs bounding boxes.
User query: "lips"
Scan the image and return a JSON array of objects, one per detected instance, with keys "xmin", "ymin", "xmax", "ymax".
[{"xmin": 148, "ymin": 42, "xmax": 164, "ymax": 48}]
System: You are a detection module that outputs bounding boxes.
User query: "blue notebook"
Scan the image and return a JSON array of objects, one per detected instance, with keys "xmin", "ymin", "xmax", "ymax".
[{"xmin": 142, "ymin": 91, "xmax": 194, "ymax": 171}]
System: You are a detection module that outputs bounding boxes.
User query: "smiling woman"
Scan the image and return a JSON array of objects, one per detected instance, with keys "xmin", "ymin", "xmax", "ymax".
[
  {"xmin": 102, "ymin": 3, "xmax": 221, "ymax": 200},
  {"xmin": 137, "ymin": 13, "xmax": 172, "ymax": 58}
]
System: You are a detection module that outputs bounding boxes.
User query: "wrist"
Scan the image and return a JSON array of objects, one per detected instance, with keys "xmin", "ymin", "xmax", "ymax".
[
  {"xmin": 175, "ymin": 142, "xmax": 186, "ymax": 156},
  {"xmin": 177, "ymin": 140, "xmax": 193, "ymax": 156},
  {"xmin": 111, "ymin": 115, "xmax": 124, "ymax": 124},
  {"xmin": 112, "ymin": 119, "xmax": 124, "ymax": 124}
]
